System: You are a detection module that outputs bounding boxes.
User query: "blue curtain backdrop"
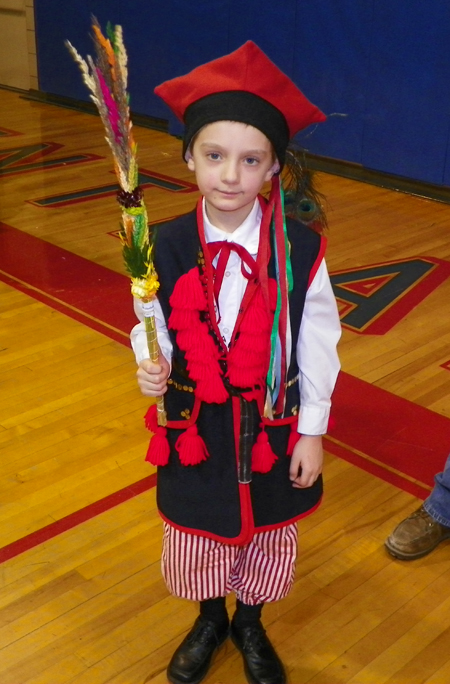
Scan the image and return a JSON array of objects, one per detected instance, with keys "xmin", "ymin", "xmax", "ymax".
[{"xmin": 35, "ymin": 0, "xmax": 450, "ymax": 186}]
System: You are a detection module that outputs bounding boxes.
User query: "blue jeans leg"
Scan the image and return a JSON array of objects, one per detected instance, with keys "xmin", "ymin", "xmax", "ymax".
[{"xmin": 423, "ymin": 454, "xmax": 450, "ymax": 527}]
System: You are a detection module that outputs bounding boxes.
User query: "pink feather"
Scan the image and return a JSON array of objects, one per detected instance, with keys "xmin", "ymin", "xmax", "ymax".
[{"xmin": 96, "ymin": 68, "xmax": 122, "ymax": 142}]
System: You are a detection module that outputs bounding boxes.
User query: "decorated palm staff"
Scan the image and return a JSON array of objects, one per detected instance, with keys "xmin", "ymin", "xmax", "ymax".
[{"xmin": 66, "ymin": 19, "xmax": 166, "ymax": 427}]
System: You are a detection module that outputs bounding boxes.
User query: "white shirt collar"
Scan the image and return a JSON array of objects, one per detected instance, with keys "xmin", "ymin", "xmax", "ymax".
[{"xmin": 202, "ymin": 198, "xmax": 262, "ymax": 256}]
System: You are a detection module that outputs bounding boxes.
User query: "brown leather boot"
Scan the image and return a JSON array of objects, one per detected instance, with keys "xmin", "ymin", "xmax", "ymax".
[{"xmin": 385, "ymin": 505, "xmax": 450, "ymax": 560}]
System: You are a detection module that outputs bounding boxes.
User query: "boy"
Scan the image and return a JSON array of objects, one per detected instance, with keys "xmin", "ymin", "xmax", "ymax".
[{"xmin": 131, "ymin": 41, "xmax": 341, "ymax": 684}]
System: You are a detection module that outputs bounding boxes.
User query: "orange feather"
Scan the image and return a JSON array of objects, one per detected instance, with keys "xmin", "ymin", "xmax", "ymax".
[{"xmin": 92, "ymin": 24, "xmax": 116, "ymax": 80}]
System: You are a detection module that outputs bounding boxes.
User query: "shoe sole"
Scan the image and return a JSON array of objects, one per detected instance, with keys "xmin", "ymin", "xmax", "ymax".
[
  {"xmin": 167, "ymin": 631, "xmax": 229, "ymax": 684},
  {"xmin": 385, "ymin": 533, "xmax": 450, "ymax": 561}
]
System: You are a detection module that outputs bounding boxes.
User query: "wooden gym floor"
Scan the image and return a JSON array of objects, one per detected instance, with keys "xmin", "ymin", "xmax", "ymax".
[{"xmin": 1, "ymin": 88, "xmax": 450, "ymax": 683}]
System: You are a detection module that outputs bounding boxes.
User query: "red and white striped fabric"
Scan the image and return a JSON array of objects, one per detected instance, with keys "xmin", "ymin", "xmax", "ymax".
[{"xmin": 161, "ymin": 523, "xmax": 298, "ymax": 605}]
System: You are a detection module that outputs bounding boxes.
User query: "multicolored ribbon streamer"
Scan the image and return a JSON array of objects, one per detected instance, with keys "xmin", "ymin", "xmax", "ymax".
[{"xmin": 266, "ymin": 177, "xmax": 293, "ymax": 416}]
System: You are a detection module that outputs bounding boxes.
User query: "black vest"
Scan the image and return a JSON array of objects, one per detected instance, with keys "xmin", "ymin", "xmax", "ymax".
[{"xmin": 152, "ymin": 209, "xmax": 324, "ymax": 543}]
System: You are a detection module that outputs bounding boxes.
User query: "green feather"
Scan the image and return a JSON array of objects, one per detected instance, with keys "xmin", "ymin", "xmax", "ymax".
[
  {"xmin": 121, "ymin": 241, "xmax": 148, "ymax": 279},
  {"xmin": 132, "ymin": 213, "xmax": 148, "ymax": 251},
  {"xmin": 106, "ymin": 21, "xmax": 115, "ymax": 48}
]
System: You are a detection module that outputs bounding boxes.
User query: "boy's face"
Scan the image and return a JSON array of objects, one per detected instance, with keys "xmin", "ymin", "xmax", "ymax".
[{"xmin": 187, "ymin": 120, "xmax": 279, "ymax": 232}]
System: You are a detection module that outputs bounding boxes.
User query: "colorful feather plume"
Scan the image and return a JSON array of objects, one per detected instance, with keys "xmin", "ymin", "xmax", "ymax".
[
  {"xmin": 67, "ymin": 20, "xmax": 166, "ymax": 425},
  {"xmin": 66, "ymin": 18, "xmax": 158, "ymax": 300}
]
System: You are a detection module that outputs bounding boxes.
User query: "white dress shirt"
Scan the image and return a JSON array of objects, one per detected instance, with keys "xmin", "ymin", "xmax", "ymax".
[{"xmin": 131, "ymin": 199, "xmax": 341, "ymax": 435}]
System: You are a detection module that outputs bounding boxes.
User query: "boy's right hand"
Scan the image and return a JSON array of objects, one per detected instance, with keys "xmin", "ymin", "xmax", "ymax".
[{"xmin": 136, "ymin": 355, "xmax": 170, "ymax": 397}]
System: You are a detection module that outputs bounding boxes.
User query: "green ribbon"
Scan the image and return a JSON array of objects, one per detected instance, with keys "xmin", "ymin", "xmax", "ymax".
[{"xmin": 266, "ymin": 182, "xmax": 293, "ymax": 404}]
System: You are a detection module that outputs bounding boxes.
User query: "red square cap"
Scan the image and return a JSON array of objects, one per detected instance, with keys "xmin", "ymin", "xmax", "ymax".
[
  {"xmin": 155, "ymin": 41, "xmax": 325, "ymax": 167},
  {"xmin": 155, "ymin": 41, "xmax": 325, "ymax": 138}
]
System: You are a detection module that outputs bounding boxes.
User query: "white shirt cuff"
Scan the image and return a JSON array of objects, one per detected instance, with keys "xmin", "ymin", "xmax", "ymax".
[{"xmin": 297, "ymin": 405, "xmax": 330, "ymax": 435}]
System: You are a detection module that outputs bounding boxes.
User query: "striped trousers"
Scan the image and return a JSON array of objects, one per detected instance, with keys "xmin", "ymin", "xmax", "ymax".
[{"xmin": 162, "ymin": 523, "xmax": 298, "ymax": 605}]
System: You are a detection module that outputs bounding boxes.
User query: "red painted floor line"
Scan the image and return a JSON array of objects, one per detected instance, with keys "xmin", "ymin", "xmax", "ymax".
[
  {"xmin": 330, "ymin": 372, "xmax": 450, "ymax": 491},
  {"xmin": 0, "ymin": 269, "xmax": 130, "ymax": 346},
  {"xmin": 0, "ymin": 474, "xmax": 157, "ymax": 564},
  {"xmin": 0, "ymin": 222, "xmax": 136, "ymax": 337},
  {"xmin": 323, "ymin": 437, "xmax": 431, "ymax": 500},
  {"xmin": 2, "ymin": 222, "xmax": 450, "ymax": 562}
]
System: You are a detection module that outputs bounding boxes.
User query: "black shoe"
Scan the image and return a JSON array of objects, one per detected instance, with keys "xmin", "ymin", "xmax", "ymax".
[
  {"xmin": 167, "ymin": 616, "xmax": 229, "ymax": 684},
  {"xmin": 231, "ymin": 620, "xmax": 286, "ymax": 684}
]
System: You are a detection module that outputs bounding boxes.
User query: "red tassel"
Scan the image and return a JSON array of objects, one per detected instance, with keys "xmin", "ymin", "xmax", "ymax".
[
  {"xmin": 169, "ymin": 268, "xmax": 207, "ymax": 311},
  {"xmin": 196, "ymin": 377, "xmax": 229, "ymax": 404},
  {"xmin": 239, "ymin": 292, "xmax": 272, "ymax": 333},
  {"xmin": 228, "ymin": 364, "xmax": 264, "ymax": 389},
  {"xmin": 287, "ymin": 422, "xmax": 301, "ymax": 456},
  {"xmin": 175, "ymin": 425, "xmax": 209, "ymax": 466},
  {"xmin": 251, "ymin": 428, "xmax": 278, "ymax": 473},
  {"xmin": 145, "ymin": 426, "xmax": 170, "ymax": 466},
  {"xmin": 186, "ymin": 356, "xmax": 223, "ymax": 382},
  {"xmin": 144, "ymin": 404, "xmax": 170, "ymax": 466},
  {"xmin": 233, "ymin": 332, "xmax": 268, "ymax": 353},
  {"xmin": 144, "ymin": 404, "xmax": 158, "ymax": 433},
  {"xmin": 228, "ymin": 347, "xmax": 264, "ymax": 367},
  {"xmin": 176, "ymin": 327, "xmax": 204, "ymax": 353},
  {"xmin": 186, "ymin": 335, "xmax": 219, "ymax": 361},
  {"xmin": 169, "ymin": 307, "xmax": 199, "ymax": 330}
]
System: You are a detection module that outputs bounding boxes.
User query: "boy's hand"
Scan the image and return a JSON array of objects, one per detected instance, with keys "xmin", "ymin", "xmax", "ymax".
[
  {"xmin": 136, "ymin": 355, "xmax": 170, "ymax": 397},
  {"xmin": 289, "ymin": 435, "xmax": 323, "ymax": 488}
]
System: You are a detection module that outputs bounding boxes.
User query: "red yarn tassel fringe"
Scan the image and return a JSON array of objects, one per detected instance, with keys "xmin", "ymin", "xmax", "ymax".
[
  {"xmin": 144, "ymin": 404, "xmax": 170, "ymax": 466},
  {"xmin": 146, "ymin": 427, "xmax": 170, "ymax": 466},
  {"xmin": 251, "ymin": 427, "xmax": 278, "ymax": 473},
  {"xmin": 169, "ymin": 268, "xmax": 207, "ymax": 311},
  {"xmin": 175, "ymin": 425, "xmax": 210, "ymax": 466},
  {"xmin": 287, "ymin": 422, "xmax": 301, "ymax": 456}
]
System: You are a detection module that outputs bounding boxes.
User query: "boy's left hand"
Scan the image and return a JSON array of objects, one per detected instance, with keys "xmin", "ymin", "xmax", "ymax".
[{"xmin": 289, "ymin": 435, "xmax": 323, "ymax": 488}]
